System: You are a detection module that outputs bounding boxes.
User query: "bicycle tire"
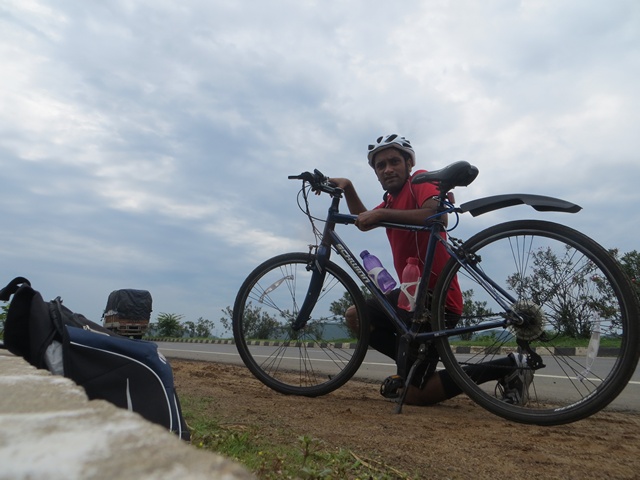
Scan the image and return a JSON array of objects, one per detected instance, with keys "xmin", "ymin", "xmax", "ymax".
[
  {"xmin": 232, "ymin": 252, "xmax": 370, "ymax": 397},
  {"xmin": 431, "ymin": 220, "xmax": 640, "ymax": 425}
]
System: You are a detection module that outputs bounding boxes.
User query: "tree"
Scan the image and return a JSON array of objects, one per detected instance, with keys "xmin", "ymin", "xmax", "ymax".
[
  {"xmin": 183, "ymin": 320, "xmax": 197, "ymax": 338},
  {"xmin": 329, "ymin": 287, "xmax": 372, "ymax": 321},
  {"xmin": 219, "ymin": 307, "xmax": 233, "ymax": 333},
  {"xmin": 220, "ymin": 304, "xmax": 279, "ymax": 339},
  {"xmin": 507, "ymin": 246, "xmax": 619, "ymax": 338},
  {"xmin": 613, "ymin": 249, "xmax": 640, "ymax": 299},
  {"xmin": 460, "ymin": 289, "xmax": 493, "ymax": 340},
  {"xmin": 0, "ymin": 303, "xmax": 7, "ymax": 335},
  {"xmin": 156, "ymin": 312, "xmax": 184, "ymax": 337},
  {"xmin": 194, "ymin": 317, "xmax": 215, "ymax": 337}
]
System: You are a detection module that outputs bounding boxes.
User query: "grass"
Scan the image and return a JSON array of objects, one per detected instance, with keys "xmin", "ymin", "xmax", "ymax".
[{"xmin": 181, "ymin": 394, "xmax": 412, "ymax": 480}]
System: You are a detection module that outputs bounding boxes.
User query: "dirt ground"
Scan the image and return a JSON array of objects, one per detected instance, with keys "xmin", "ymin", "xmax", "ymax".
[{"xmin": 172, "ymin": 359, "xmax": 640, "ymax": 480}]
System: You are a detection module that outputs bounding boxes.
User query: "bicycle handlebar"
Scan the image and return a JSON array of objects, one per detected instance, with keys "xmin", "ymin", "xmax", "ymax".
[
  {"xmin": 288, "ymin": 169, "xmax": 339, "ymax": 195},
  {"xmin": 291, "ymin": 161, "xmax": 480, "ymax": 198}
]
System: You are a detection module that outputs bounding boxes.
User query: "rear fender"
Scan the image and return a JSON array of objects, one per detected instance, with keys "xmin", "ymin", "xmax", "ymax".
[{"xmin": 459, "ymin": 194, "xmax": 582, "ymax": 217}]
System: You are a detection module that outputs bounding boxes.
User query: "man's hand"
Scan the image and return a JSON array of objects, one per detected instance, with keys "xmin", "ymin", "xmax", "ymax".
[
  {"xmin": 327, "ymin": 178, "xmax": 352, "ymax": 191},
  {"xmin": 354, "ymin": 197, "xmax": 446, "ymax": 231},
  {"xmin": 355, "ymin": 209, "xmax": 382, "ymax": 231},
  {"xmin": 314, "ymin": 177, "xmax": 368, "ymax": 215},
  {"xmin": 313, "ymin": 177, "xmax": 352, "ymax": 196}
]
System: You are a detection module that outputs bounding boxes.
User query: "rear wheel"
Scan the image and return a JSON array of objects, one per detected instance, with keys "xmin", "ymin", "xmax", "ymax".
[
  {"xmin": 232, "ymin": 252, "xmax": 370, "ymax": 396},
  {"xmin": 432, "ymin": 220, "xmax": 640, "ymax": 425}
]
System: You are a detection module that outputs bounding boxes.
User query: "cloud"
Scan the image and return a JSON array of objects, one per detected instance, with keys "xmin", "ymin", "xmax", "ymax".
[{"xmin": 0, "ymin": 0, "xmax": 638, "ymax": 330}]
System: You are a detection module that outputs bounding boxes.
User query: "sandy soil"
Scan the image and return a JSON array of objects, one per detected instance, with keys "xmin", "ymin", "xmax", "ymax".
[{"xmin": 172, "ymin": 359, "xmax": 640, "ymax": 480}]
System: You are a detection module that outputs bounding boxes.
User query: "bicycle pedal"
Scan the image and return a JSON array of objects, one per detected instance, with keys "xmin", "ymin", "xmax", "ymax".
[{"xmin": 380, "ymin": 375, "xmax": 405, "ymax": 399}]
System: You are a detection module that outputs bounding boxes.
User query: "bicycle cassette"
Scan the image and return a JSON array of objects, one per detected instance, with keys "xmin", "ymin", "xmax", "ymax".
[{"xmin": 509, "ymin": 299, "xmax": 546, "ymax": 341}]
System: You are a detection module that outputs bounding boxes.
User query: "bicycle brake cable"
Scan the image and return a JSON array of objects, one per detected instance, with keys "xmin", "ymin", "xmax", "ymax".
[{"xmin": 296, "ymin": 182, "xmax": 324, "ymax": 243}]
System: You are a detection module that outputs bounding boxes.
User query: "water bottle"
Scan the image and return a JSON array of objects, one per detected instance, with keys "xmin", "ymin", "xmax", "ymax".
[
  {"xmin": 360, "ymin": 250, "xmax": 397, "ymax": 293},
  {"xmin": 398, "ymin": 257, "xmax": 421, "ymax": 312}
]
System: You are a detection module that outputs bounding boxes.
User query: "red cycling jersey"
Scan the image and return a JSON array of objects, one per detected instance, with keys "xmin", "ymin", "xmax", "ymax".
[{"xmin": 375, "ymin": 170, "xmax": 463, "ymax": 315}]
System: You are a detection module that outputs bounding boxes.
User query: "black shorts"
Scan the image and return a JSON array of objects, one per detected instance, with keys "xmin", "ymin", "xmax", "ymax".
[{"xmin": 365, "ymin": 289, "xmax": 461, "ymax": 389}]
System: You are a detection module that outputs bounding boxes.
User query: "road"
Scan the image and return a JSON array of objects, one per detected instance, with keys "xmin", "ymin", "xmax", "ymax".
[{"xmin": 157, "ymin": 341, "xmax": 640, "ymax": 412}]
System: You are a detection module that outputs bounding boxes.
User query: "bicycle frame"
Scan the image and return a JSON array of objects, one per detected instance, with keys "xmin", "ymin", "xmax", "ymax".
[
  {"xmin": 292, "ymin": 188, "xmax": 510, "ymax": 347},
  {"xmin": 284, "ymin": 164, "xmax": 584, "ymax": 410},
  {"xmin": 235, "ymin": 166, "xmax": 638, "ymax": 424}
]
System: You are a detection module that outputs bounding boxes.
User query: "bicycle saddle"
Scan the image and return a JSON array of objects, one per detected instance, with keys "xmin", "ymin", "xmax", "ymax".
[{"xmin": 412, "ymin": 160, "xmax": 479, "ymax": 190}]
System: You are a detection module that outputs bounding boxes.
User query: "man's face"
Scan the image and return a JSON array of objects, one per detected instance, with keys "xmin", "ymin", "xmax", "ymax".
[{"xmin": 372, "ymin": 148, "xmax": 411, "ymax": 194}]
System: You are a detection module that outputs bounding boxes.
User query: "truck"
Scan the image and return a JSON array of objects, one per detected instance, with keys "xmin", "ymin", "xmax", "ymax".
[{"xmin": 103, "ymin": 289, "xmax": 152, "ymax": 339}]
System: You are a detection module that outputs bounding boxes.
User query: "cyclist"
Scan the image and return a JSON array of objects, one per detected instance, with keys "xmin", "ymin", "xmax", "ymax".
[{"xmin": 328, "ymin": 134, "xmax": 533, "ymax": 406}]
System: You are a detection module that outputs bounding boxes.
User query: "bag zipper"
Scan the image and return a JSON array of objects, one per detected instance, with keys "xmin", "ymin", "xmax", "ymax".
[{"xmin": 83, "ymin": 325, "xmax": 112, "ymax": 336}]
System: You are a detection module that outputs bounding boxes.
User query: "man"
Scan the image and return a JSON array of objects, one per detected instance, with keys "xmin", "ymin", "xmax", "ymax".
[{"xmin": 329, "ymin": 134, "xmax": 532, "ymax": 406}]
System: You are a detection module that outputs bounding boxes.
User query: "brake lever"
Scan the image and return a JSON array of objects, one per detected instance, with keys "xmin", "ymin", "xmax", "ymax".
[
  {"xmin": 313, "ymin": 169, "xmax": 327, "ymax": 183},
  {"xmin": 289, "ymin": 170, "xmax": 331, "ymax": 189}
]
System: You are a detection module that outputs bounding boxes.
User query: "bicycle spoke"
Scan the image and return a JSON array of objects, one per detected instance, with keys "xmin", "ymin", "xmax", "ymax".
[
  {"xmin": 233, "ymin": 253, "xmax": 370, "ymax": 397},
  {"xmin": 434, "ymin": 220, "xmax": 639, "ymax": 425}
]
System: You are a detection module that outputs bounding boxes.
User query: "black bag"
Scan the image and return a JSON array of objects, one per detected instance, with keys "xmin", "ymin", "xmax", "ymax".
[
  {"xmin": 104, "ymin": 289, "xmax": 153, "ymax": 321},
  {"xmin": 0, "ymin": 277, "xmax": 190, "ymax": 440}
]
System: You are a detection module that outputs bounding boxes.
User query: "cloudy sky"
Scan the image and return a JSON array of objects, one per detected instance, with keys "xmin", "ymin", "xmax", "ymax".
[{"xmin": 1, "ymin": 1, "xmax": 638, "ymax": 334}]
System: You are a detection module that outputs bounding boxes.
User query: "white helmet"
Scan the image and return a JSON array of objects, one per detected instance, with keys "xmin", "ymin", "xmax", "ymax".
[{"xmin": 367, "ymin": 134, "xmax": 416, "ymax": 167}]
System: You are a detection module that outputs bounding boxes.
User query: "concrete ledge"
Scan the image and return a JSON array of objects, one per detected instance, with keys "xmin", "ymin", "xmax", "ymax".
[{"xmin": 0, "ymin": 349, "xmax": 255, "ymax": 480}]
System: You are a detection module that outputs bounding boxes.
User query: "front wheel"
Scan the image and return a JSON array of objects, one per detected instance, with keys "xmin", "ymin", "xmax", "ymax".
[
  {"xmin": 232, "ymin": 252, "xmax": 370, "ymax": 397},
  {"xmin": 432, "ymin": 220, "xmax": 640, "ymax": 425}
]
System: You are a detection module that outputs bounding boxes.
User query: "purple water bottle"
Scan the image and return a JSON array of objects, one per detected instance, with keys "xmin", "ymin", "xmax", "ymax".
[{"xmin": 360, "ymin": 250, "xmax": 397, "ymax": 293}]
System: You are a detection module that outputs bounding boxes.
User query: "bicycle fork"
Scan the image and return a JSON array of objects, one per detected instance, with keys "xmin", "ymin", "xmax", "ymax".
[{"xmin": 291, "ymin": 245, "xmax": 330, "ymax": 331}]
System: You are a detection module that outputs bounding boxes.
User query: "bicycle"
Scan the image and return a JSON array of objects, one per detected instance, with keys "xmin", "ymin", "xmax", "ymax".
[{"xmin": 232, "ymin": 161, "xmax": 640, "ymax": 425}]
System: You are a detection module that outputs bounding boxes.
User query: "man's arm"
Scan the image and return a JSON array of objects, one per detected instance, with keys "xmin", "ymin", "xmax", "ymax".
[
  {"xmin": 354, "ymin": 197, "xmax": 446, "ymax": 231},
  {"xmin": 327, "ymin": 177, "xmax": 368, "ymax": 215}
]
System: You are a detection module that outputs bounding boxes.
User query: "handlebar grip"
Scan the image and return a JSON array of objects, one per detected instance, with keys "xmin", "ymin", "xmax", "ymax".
[
  {"xmin": 288, "ymin": 170, "xmax": 340, "ymax": 195},
  {"xmin": 288, "ymin": 172, "xmax": 314, "ymax": 182},
  {"xmin": 288, "ymin": 170, "xmax": 328, "ymax": 185}
]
